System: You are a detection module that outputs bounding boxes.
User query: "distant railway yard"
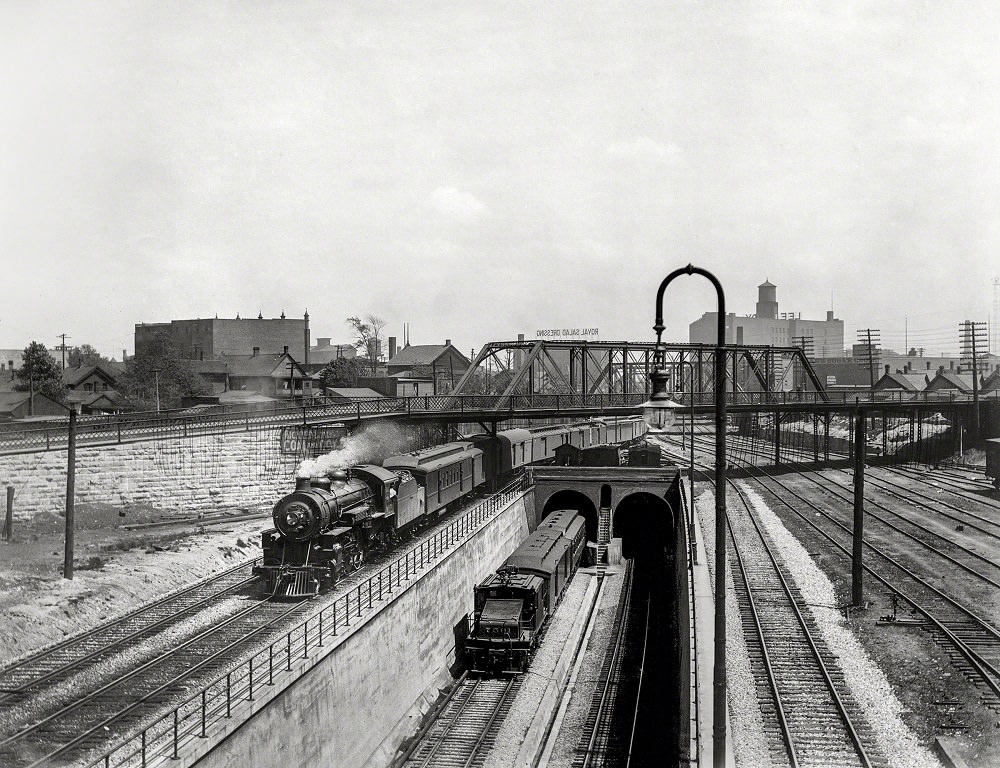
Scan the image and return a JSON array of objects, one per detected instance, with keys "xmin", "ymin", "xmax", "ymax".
[
  {"xmin": 0, "ymin": 415, "xmax": 998, "ymax": 767},
  {"xmin": 655, "ymin": 427, "xmax": 1000, "ymax": 767}
]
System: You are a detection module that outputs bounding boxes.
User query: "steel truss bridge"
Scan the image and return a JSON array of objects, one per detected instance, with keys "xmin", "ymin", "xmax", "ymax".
[
  {"xmin": 0, "ymin": 340, "xmax": 992, "ymax": 455},
  {"xmin": 451, "ymin": 339, "xmax": 828, "ymax": 402}
]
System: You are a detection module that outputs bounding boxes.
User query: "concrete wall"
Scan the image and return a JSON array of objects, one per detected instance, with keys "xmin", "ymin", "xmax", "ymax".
[
  {"xmin": 0, "ymin": 428, "xmax": 300, "ymax": 519},
  {"xmin": 194, "ymin": 493, "xmax": 532, "ymax": 768}
]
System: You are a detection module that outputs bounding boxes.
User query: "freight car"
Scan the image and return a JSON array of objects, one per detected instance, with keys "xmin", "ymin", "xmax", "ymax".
[
  {"xmin": 465, "ymin": 509, "xmax": 586, "ymax": 674},
  {"xmin": 256, "ymin": 417, "xmax": 645, "ymax": 597}
]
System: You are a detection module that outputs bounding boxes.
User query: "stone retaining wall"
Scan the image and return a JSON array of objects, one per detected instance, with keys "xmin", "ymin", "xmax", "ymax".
[
  {"xmin": 191, "ymin": 493, "xmax": 531, "ymax": 768},
  {"xmin": 0, "ymin": 429, "xmax": 298, "ymax": 519}
]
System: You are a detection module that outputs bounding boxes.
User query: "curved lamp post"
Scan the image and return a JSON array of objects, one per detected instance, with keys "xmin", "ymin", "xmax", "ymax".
[{"xmin": 643, "ymin": 264, "xmax": 727, "ymax": 767}]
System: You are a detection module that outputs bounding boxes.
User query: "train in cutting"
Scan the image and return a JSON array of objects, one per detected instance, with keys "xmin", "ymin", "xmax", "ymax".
[
  {"xmin": 254, "ymin": 417, "xmax": 646, "ymax": 597},
  {"xmin": 465, "ymin": 508, "xmax": 587, "ymax": 674}
]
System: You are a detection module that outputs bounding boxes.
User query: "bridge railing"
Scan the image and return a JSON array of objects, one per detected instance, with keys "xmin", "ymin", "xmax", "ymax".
[
  {"xmin": 85, "ymin": 474, "xmax": 529, "ymax": 768},
  {"xmin": 2, "ymin": 389, "xmax": 994, "ymax": 454},
  {"xmin": 0, "ymin": 393, "xmax": 650, "ymax": 454}
]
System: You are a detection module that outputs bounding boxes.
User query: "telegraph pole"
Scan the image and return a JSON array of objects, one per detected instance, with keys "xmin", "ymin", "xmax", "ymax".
[
  {"xmin": 960, "ymin": 320, "xmax": 987, "ymax": 438},
  {"xmin": 64, "ymin": 409, "xmax": 77, "ymax": 580},
  {"xmin": 852, "ymin": 404, "xmax": 866, "ymax": 606},
  {"xmin": 792, "ymin": 335, "xmax": 814, "ymax": 392},
  {"xmin": 57, "ymin": 333, "xmax": 71, "ymax": 370},
  {"xmin": 856, "ymin": 329, "xmax": 881, "ymax": 389}
]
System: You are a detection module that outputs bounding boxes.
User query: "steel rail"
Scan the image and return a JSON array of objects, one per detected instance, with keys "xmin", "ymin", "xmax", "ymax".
[
  {"xmin": 3, "ymin": 597, "xmax": 309, "ymax": 768},
  {"xmin": 577, "ymin": 562, "xmax": 636, "ymax": 768},
  {"xmin": 0, "ymin": 563, "xmax": 259, "ymax": 696},
  {"xmin": 728, "ymin": 481, "xmax": 875, "ymax": 767},
  {"xmin": 757, "ymin": 457, "xmax": 1000, "ymax": 582},
  {"xmin": 726, "ymin": 454, "xmax": 1000, "ymax": 702},
  {"xmin": 660, "ymin": 430, "xmax": 1000, "ymax": 711},
  {"xmin": 81, "ymin": 475, "xmax": 529, "ymax": 768},
  {"xmin": 623, "ymin": 572, "xmax": 652, "ymax": 768}
]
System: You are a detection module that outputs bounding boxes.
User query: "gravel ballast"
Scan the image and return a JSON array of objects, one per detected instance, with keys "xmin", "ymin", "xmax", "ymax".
[{"xmin": 697, "ymin": 485, "xmax": 942, "ymax": 768}]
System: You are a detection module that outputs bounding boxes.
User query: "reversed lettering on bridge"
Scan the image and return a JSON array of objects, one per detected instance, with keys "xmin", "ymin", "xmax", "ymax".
[{"xmin": 535, "ymin": 328, "xmax": 600, "ymax": 338}]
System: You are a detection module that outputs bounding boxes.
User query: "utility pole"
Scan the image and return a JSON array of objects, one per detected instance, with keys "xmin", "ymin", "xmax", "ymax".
[
  {"xmin": 960, "ymin": 320, "xmax": 987, "ymax": 438},
  {"xmin": 64, "ymin": 409, "xmax": 77, "ymax": 580},
  {"xmin": 287, "ymin": 360, "xmax": 296, "ymax": 403},
  {"xmin": 856, "ymin": 329, "xmax": 881, "ymax": 389},
  {"xmin": 150, "ymin": 368, "xmax": 162, "ymax": 412},
  {"xmin": 57, "ymin": 333, "xmax": 71, "ymax": 370},
  {"xmin": 852, "ymin": 405, "xmax": 866, "ymax": 606},
  {"xmin": 792, "ymin": 335, "xmax": 813, "ymax": 392}
]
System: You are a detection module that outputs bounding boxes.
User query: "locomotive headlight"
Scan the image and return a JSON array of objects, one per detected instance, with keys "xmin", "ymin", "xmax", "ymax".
[{"xmin": 282, "ymin": 502, "xmax": 310, "ymax": 532}]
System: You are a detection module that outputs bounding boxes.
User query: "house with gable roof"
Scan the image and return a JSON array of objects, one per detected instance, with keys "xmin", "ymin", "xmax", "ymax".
[
  {"xmin": 218, "ymin": 347, "xmax": 315, "ymax": 401},
  {"xmin": 925, "ymin": 368, "xmax": 977, "ymax": 395},
  {"xmin": 385, "ymin": 340, "xmax": 471, "ymax": 395},
  {"xmin": 871, "ymin": 366, "xmax": 930, "ymax": 400}
]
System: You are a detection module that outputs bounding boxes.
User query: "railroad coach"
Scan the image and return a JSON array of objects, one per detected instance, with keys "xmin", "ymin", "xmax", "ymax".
[{"xmin": 382, "ymin": 441, "xmax": 484, "ymax": 515}]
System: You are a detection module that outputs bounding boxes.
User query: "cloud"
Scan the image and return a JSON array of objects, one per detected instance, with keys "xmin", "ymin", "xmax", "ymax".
[
  {"xmin": 428, "ymin": 186, "xmax": 488, "ymax": 220},
  {"xmin": 605, "ymin": 137, "xmax": 682, "ymax": 163}
]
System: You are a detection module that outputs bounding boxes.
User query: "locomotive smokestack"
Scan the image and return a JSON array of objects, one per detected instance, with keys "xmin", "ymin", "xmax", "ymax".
[{"xmin": 295, "ymin": 477, "xmax": 311, "ymax": 491}]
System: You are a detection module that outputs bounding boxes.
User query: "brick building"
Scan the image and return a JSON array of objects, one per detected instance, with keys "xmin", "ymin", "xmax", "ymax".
[
  {"xmin": 135, "ymin": 312, "xmax": 312, "ymax": 362},
  {"xmin": 689, "ymin": 280, "xmax": 844, "ymax": 358}
]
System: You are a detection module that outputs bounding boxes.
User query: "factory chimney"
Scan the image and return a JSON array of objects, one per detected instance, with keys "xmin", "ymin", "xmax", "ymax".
[
  {"xmin": 388, "ymin": 337, "xmax": 397, "ymax": 360},
  {"xmin": 304, "ymin": 310, "xmax": 310, "ymax": 365}
]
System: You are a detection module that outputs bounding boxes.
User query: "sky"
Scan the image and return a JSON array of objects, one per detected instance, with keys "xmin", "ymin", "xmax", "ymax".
[{"xmin": 2, "ymin": 1, "xmax": 998, "ymax": 361}]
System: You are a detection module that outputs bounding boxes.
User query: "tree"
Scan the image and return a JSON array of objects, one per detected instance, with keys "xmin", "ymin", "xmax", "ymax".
[
  {"xmin": 347, "ymin": 315, "xmax": 387, "ymax": 377},
  {"xmin": 14, "ymin": 342, "xmax": 67, "ymax": 402},
  {"xmin": 117, "ymin": 333, "xmax": 211, "ymax": 411},
  {"xmin": 68, "ymin": 344, "xmax": 114, "ymax": 368},
  {"xmin": 318, "ymin": 357, "xmax": 366, "ymax": 389}
]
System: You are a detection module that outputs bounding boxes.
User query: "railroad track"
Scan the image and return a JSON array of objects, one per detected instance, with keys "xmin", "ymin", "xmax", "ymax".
[
  {"xmin": 745, "ymin": 464, "xmax": 1000, "ymax": 704},
  {"xmin": 398, "ymin": 674, "xmax": 519, "ymax": 768},
  {"xmin": 571, "ymin": 561, "xmax": 645, "ymax": 768},
  {"xmin": 659, "ymin": 430, "xmax": 1000, "ymax": 722},
  {"xmin": 0, "ymin": 559, "xmax": 259, "ymax": 703},
  {"xmin": 674, "ymin": 430, "xmax": 1000, "ymax": 709},
  {"xmin": 0, "ymin": 592, "xmax": 312, "ymax": 768},
  {"xmin": 728, "ymin": 481, "xmax": 884, "ymax": 767}
]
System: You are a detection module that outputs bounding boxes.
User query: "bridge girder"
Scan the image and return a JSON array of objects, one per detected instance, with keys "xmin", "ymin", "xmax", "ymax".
[{"xmin": 451, "ymin": 340, "xmax": 828, "ymax": 402}]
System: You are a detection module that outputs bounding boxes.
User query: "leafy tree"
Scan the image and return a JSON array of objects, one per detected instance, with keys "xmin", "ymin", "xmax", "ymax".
[
  {"xmin": 14, "ymin": 342, "xmax": 67, "ymax": 402},
  {"xmin": 347, "ymin": 315, "xmax": 387, "ymax": 377},
  {"xmin": 67, "ymin": 344, "xmax": 114, "ymax": 368},
  {"xmin": 319, "ymin": 357, "xmax": 366, "ymax": 388},
  {"xmin": 117, "ymin": 333, "xmax": 211, "ymax": 411}
]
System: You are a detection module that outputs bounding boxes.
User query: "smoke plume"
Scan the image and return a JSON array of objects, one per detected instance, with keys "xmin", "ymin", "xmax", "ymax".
[{"xmin": 295, "ymin": 422, "xmax": 421, "ymax": 478}]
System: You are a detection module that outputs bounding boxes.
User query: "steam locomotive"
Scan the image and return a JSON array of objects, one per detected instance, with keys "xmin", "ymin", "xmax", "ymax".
[
  {"xmin": 465, "ymin": 508, "xmax": 587, "ymax": 674},
  {"xmin": 255, "ymin": 417, "xmax": 645, "ymax": 597}
]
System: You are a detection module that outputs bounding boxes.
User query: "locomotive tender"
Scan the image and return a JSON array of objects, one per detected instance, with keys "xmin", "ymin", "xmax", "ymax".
[
  {"xmin": 466, "ymin": 508, "xmax": 587, "ymax": 674},
  {"xmin": 255, "ymin": 417, "xmax": 645, "ymax": 597}
]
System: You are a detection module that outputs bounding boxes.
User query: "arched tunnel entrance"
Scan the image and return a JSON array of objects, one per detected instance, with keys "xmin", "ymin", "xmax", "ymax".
[
  {"xmin": 541, "ymin": 489, "xmax": 599, "ymax": 545},
  {"xmin": 611, "ymin": 489, "xmax": 682, "ymax": 765},
  {"xmin": 526, "ymin": 466, "xmax": 688, "ymax": 764},
  {"xmin": 611, "ymin": 491, "xmax": 675, "ymax": 560}
]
